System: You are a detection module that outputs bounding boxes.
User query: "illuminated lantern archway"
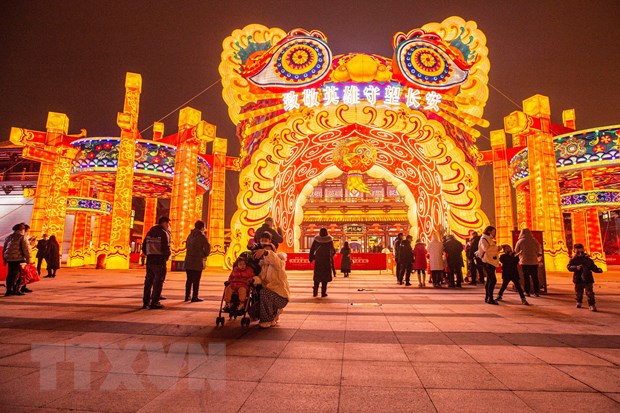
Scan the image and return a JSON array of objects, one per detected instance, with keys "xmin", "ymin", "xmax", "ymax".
[{"xmin": 220, "ymin": 17, "xmax": 491, "ymax": 266}]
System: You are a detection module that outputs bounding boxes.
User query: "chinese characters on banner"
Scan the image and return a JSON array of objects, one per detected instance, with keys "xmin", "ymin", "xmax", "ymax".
[{"xmin": 282, "ymin": 84, "xmax": 442, "ymax": 112}]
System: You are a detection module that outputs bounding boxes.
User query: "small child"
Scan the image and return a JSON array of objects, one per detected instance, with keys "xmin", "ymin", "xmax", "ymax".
[
  {"xmin": 496, "ymin": 245, "xmax": 528, "ymax": 305},
  {"xmin": 567, "ymin": 243, "xmax": 603, "ymax": 311},
  {"xmin": 224, "ymin": 255, "xmax": 255, "ymax": 311}
]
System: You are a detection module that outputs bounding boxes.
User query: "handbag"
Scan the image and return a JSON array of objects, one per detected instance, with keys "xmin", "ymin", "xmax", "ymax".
[{"xmin": 20, "ymin": 263, "xmax": 40, "ymax": 285}]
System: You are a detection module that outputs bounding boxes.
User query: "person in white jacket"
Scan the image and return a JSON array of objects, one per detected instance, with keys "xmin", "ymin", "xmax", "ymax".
[
  {"xmin": 477, "ymin": 226, "xmax": 500, "ymax": 305},
  {"xmin": 428, "ymin": 233, "xmax": 445, "ymax": 288},
  {"xmin": 252, "ymin": 234, "xmax": 291, "ymax": 328}
]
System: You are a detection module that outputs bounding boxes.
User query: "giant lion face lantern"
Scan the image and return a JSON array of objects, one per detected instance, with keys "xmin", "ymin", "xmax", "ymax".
[{"xmin": 220, "ymin": 17, "xmax": 491, "ymax": 266}]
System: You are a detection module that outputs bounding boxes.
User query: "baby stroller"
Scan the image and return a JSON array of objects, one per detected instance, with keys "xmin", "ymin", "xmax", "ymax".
[
  {"xmin": 215, "ymin": 251, "xmax": 261, "ymax": 328},
  {"xmin": 215, "ymin": 280, "xmax": 255, "ymax": 327}
]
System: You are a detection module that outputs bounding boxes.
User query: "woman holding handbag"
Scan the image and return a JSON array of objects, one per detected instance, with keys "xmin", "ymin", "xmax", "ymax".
[
  {"xmin": 309, "ymin": 227, "xmax": 336, "ymax": 297},
  {"xmin": 3, "ymin": 223, "xmax": 31, "ymax": 296}
]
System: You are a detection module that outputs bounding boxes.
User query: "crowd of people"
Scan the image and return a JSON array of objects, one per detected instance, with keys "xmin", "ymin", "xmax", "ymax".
[
  {"xmin": 2, "ymin": 223, "xmax": 60, "ymax": 296},
  {"xmin": 4, "ymin": 216, "xmax": 605, "ymax": 318}
]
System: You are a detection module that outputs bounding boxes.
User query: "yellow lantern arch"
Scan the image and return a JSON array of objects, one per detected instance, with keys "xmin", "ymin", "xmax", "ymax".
[{"xmin": 220, "ymin": 17, "xmax": 491, "ymax": 267}]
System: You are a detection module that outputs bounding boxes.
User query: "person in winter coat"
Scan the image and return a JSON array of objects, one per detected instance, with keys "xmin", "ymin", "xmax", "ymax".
[
  {"xmin": 3, "ymin": 223, "xmax": 31, "ymax": 296},
  {"xmin": 413, "ymin": 239, "xmax": 428, "ymax": 287},
  {"xmin": 444, "ymin": 234, "xmax": 464, "ymax": 288},
  {"xmin": 253, "ymin": 217, "xmax": 284, "ymax": 249},
  {"xmin": 496, "ymin": 245, "xmax": 528, "ymax": 305},
  {"xmin": 514, "ymin": 228, "xmax": 542, "ymax": 297},
  {"xmin": 340, "ymin": 241, "xmax": 352, "ymax": 278},
  {"xmin": 45, "ymin": 235, "xmax": 61, "ymax": 278},
  {"xmin": 141, "ymin": 216, "xmax": 172, "ymax": 309},
  {"xmin": 35, "ymin": 234, "xmax": 49, "ymax": 276},
  {"xmin": 477, "ymin": 226, "xmax": 500, "ymax": 304},
  {"xmin": 466, "ymin": 231, "xmax": 484, "ymax": 285},
  {"xmin": 252, "ymin": 237, "xmax": 290, "ymax": 328},
  {"xmin": 399, "ymin": 235, "xmax": 414, "ymax": 286},
  {"xmin": 567, "ymin": 243, "xmax": 603, "ymax": 311},
  {"xmin": 428, "ymin": 233, "xmax": 445, "ymax": 288},
  {"xmin": 309, "ymin": 227, "xmax": 336, "ymax": 297},
  {"xmin": 224, "ymin": 255, "xmax": 255, "ymax": 311},
  {"xmin": 393, "ymin": 233, "xmax": 404, "ymax": 283},
  {"xmin": 184, "ymin": 220, "xmax": 211, "ymax": 302}
]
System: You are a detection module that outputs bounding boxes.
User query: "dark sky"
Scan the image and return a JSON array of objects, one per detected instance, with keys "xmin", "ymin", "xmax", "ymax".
[{"xmin": 2, "ymin": 0, "xmax": 619, "ymax": 223}]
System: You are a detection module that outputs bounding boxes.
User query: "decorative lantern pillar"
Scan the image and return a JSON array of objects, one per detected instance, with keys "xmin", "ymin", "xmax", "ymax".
[
  {"xmin": 490, "ymin": 130, "xmax": 514, "ymax": 246},
  {"xmin": 206, "ymin": 137, "xmax": 227, "ymax": 268},
  {"xmin": 169, "ymin": 108, "xmax": 216, "ymax": 266},
  {"xmin": 522, "ymin": 95, "xmax": 569, "ymax": 271},
  {"xmin": 106, "ymin": 72, "xmax": 142, "ymax": 270},
  {"xmin": 68, "ymin": 180, "xmax": 92, "ymax": 267}
]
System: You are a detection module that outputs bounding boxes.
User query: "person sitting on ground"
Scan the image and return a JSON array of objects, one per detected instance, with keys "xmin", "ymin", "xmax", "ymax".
[
  {"xmin": 496, "ymin": 245, "xmax": 528, "ymax": 305},
  {"xmin": 252, "ymin": 236, "xmax": 290, "ymax": 328},
  {"xmin": 224, "ymin": 255, "xmax": 255, "ymax": 311},
  {"xmin": 567, "ymin": 243, "xmax": 603, "ymax": 312}
]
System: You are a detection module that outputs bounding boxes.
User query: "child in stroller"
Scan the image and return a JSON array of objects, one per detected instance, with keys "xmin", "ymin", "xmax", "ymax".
[{"xmin": 216, "ymin": 252, "xmax": 259, "ymax": 327}]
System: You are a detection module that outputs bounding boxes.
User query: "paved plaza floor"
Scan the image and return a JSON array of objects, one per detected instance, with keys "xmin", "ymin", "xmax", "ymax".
[{"xmin": 0, "ymin": 266, "xmax": 619, "ymax": 412}]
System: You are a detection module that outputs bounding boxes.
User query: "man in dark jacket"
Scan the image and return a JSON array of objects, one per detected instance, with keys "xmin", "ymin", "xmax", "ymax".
[
  {"xmin": 444, "ymin": 234, "xmax": 464, "ymax": 288},
  {"xmin": 400, "ymin": 235, "xmax": 414, "ymax": 286},
  {"xmin": 567, "ymin": 243, "xmax": 603, "ymax": 311},
  {"xmin": 467, "ymin": 231, "xmax": 484, "ymax": 284},
  {"xmin": 254, "ymin": 217, "xmax": 284, "ymax": 249},
  {"xmin": 141, "ymin": 216, "xmax": 171, "ymax": 309},
  {"xmin": 393, "ymin": 233, "xmax": 404, "ymax": 283},
  {"xmin": 35, "ymin": 234, "xmax": 49, "ymax": 276}
]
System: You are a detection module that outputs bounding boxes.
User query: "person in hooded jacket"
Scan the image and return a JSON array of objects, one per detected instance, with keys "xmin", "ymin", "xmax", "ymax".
[
  {"xmin": 428, "ymin": 233, "xmax": 445, "ymax": 288},
  {"xmin": 567, "ymin": 243, "xmax": 603, "ymax": 311},
  {"xmin": 309, "ymin": 227, "xmax": 336, "ymax": 297},
  {"xmin": 3, "ymin": 223, "xmax": 31, "ymax": 296},
  {"xmin": 184, "ymin": 220, "xmax": 211, "ymax": 302},
  {"xmin": 141, "ymin": 216, "xmax": 172, "ymax": 309},
  {"xmin": 514, "ymin": 228, "xmax": 542, "ymax": 297},
  {"xmin": 477, "ymin": 226, "xmax": 500, "ymax": 304}
]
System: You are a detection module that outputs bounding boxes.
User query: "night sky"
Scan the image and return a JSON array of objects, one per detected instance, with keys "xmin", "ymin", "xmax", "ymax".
[{"xmin": 2, "ymin": 0, "xmax": 619, "ymax": 224}]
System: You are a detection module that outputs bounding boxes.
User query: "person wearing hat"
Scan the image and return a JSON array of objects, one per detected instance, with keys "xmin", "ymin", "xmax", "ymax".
[
  {"xmin": 567, "ymin": 243, "xmax": 603, "ymax": 311},
  {"xmin": 253, "ymin": 217, "xmax": 284, "ymax": 249},
  {"xmin": 141, "ymin": 216, "xmax": 171, "ymax": 309}
]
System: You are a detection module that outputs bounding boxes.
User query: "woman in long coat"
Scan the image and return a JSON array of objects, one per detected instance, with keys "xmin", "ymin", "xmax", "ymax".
[
  {"xmin": 46, "ymin": 235, "xmax": 60, "ymax": 278},
  {"xmin": 340, "ymin": 241, "xmax": 352, "ymax": 278},
  {"xmin": 427, "ymin": 234, "xmax": 445, "ymax": 288},
  {"xmin": 413, "ymin": 239, "xmax": 428, "ymax": 287},
  {"xmin": 309, "ymin": 227, "xmax": 336, "ymax": 297},
  {"xmin": 184, "ymin": 220, "xmax": 211, "ymax": 302}
]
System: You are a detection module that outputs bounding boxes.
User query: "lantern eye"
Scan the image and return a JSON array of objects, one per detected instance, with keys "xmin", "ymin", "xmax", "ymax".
[
  {"xmin": 395, "ymin": 38, "xmax": 469, "ymax": 90},
  {"xmin": 246, "ymin": 36, "xmax": 332, "ymax": 89}
]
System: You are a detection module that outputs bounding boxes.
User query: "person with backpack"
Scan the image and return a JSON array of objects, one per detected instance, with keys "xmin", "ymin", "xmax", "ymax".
[
  {"xmin": 477, "ymin": 225, "xmax": 500, "ymax": 305},
  {"xmin": 3, "ymin": 223, "xmax": 31, "ymax": 296},
  {"xmin": 141, "ymin": 216, "xmax": 171, "ymax": 309}
]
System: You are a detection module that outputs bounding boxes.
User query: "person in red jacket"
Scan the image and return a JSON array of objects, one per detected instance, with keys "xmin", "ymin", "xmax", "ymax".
[
  {"xmin": 413, "ymin": 239, "xmax": 428, "ymax": 287},
  {"xmin": 224, "ymin": 255, "xmax": 255, "ymax": 311}
]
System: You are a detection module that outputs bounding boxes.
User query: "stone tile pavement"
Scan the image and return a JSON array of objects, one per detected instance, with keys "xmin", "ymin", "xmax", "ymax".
[{"xmin": 0, "ymin": 266, "xmax": 619, "ymax": 412}]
